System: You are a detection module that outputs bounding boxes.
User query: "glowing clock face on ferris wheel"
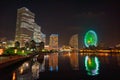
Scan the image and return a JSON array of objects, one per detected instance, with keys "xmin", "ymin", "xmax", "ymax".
[{"xmin": 84, "ymin": 30, "xmax": 98, "ymax": 47}]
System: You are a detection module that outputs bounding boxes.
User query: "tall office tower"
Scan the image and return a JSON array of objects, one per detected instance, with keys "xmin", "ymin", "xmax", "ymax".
[
  {"xmin": 69, "ymin": 34, "xmax": 78, "ymax": 50},
  {"xmin": 49, "ymin": 34, "xmax": 58, "ymax": 50},
  {"xmin": 41, "ymin": 33, "xmax": 46, "ymax": 44},
  {"xmin": 15, "ymin": 7, "xmax": 35, "ymax": 47},
  {"xmin": 33, "ymin": 23, "xmax": 46, "ymax": 44},
  {"xmin": 33, "ymin": 23, "xmax": 41, "ymax": 43},
  {"xmin": 33, "ymin": 23, "xmax": 43, "ymax": 43}
]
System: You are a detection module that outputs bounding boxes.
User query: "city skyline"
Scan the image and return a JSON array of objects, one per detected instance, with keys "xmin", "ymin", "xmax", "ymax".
[{"xmin": 0, "ymin": 0, "xmax": 120, "ymax": 47}]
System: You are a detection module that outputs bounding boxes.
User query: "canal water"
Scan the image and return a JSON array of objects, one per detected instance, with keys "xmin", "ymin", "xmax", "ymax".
[{"xmin": 0, "ymin": 52, "xmax": 120, "ymax": 80}]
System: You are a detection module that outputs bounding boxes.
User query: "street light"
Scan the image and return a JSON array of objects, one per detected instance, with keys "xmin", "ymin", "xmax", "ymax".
[
  {"xmin": 22, "ymin": 50, "xmax": 25, "ymax": 54},
  {"xmin": 14, "ymin": 49, "xmax": 17, "ymax": 54}
]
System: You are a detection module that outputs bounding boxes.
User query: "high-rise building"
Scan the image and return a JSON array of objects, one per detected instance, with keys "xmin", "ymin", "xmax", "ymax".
[
  {"xmin": 41, "ymin": 33, "xmax": 46, "ymax": 44},
  {"xmin": 15, "ymin": 7, "xmax": 45, "ymax": 47},
  {"xmin": 33, "ymin": 23, "xmax": 46, "ymax": 43},
  {"xmin": 49, "ymin": 34, "xmax": 58, "ymax": 50},
  {"xmin": 69, "ymin": 34, "xmax": 78, "ymax": 50},
  {"xmin": 15, "ymin": 7, "xmax": 35, "ymax": 47},
  {"xmin": 33, "ymin": 23, "xmax": 41, "ymax": 43}
]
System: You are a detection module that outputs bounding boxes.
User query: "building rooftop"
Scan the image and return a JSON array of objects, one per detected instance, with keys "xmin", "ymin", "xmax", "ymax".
[{"xmin": 50, "ymin": 34, "xmax": 59, "ymax": 36}]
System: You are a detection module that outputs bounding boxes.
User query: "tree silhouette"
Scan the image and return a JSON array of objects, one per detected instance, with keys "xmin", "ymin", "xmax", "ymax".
[
  {"xmin": 15, "ymin": 41, "xmax": 20, "ymax": 48},
  {"xmin": 30, "ymin": 40, "xmax": 36, "ymax": 50},
  {"xmin": 25, "ymin": 42, "xmax": 29, "ymax": 49}
]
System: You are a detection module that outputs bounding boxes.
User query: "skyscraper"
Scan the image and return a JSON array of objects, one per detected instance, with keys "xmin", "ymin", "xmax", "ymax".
[
  {"xmin": 33, "ymin": 23, "xmax": 46, "ymax": 43},
  {"xmin": 49, "ymin": 34, "xmax": 58, "ymax": 50},
  {"xmin": 15, "ymin": 7, "xmax": 35, "ymax": 47},
  {"xmin": 69, "ymin": 34, "xmax": 78, "ymax": 50},
  {"xmin": 15, "ymin": 7, "xmax": 45, "ymax": 47}
]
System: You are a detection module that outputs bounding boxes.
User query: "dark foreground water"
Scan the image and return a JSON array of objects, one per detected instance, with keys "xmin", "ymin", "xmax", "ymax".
[{"xmin": 0, "ymin": 52, "xmax": 120, "ymax": 80}]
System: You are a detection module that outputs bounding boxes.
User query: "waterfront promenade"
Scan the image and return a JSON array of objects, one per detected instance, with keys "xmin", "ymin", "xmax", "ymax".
[{"xmin": 0, "ymin": 55, "xmax": 31, "ymax": 69}]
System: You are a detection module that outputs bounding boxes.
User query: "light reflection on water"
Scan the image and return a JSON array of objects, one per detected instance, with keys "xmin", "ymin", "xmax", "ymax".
[
  {"xmin": 85, "ymin": 55, "xmax": 99, "ymax": 76},
  {"xmin": 12, "ymin": 72, "xmax": 16, "ymax": 80},
  {"xmin": 12, "ymin": 52, "xmax": 120, "ymax": 79}
]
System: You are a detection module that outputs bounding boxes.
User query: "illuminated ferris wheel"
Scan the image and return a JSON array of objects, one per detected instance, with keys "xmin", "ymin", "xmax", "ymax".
[{"xmin": 84, "ymin": 30, "xmax": 98, "ymax": 47}]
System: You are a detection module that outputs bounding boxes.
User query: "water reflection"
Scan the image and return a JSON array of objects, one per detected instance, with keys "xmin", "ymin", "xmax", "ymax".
[
  {"xmin": 32, "ymin": 55, "xmax": 46, "ymax": 79},
  {"xmin": 18, "ymin": 62, "xmax": 30, "ymax": 75},
  {"xmin": 48, "ymin": 53, "xmax": 58, "ymax": 71},
  {"xmin": 32, "ymin": 61, "xmax": 40, "ymax": 79},
  {"xmin": 85, "ymin": 55, "xmax": 100, "ymax": 76},
  {"xmin": 12, "ymin": 72, "xmax": 16, "ymax": 80},
  {"xmin": 69, "ymin": 52, "xmax": 79, "ymax": 70},
  {"xmin": 13, "ymin": 53, "xmax": 58, "ymax": 80},
  {"xmin": 16, "ymin": 61, "xmax": 32, "ymax": 80},
  {"xmin": 12, "ymin": 54, "xmax": 45, "ymax": 80},
  {"xmin": 9, "ymin": 52, "xmax": 120, "ymax": 80},
  {"xmin": 116, "ymin": 54, "xmax": 120, "ymax": 66}
]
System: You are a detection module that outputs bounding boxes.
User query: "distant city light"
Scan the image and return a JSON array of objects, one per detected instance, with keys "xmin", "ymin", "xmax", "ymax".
[{"xmin": 84, "ymin": 30, "xmax": 98, "ymax": 47}]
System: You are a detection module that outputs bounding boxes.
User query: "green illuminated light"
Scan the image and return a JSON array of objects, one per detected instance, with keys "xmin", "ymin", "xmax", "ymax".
[{"xmin": 84, "ymin": 30, "xmax": 98, "ymax": 47}]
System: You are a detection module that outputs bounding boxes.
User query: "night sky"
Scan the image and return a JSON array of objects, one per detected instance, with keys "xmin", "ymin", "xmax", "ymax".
[{"xmin": 0, "ymin": 0, "xmax": 120, "ymax": 47}]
